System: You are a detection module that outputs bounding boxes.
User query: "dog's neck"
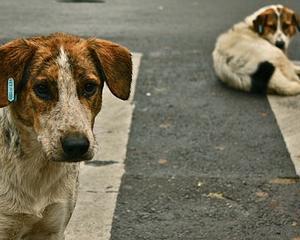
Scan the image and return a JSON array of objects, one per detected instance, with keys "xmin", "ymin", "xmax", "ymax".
[
  {"xmin": 1, "ymin": 107, "xmax": 45, "ymax": 162},
  {"xmin": 0, "ymin": 108, "xmax": 76, "ymax": 216}
]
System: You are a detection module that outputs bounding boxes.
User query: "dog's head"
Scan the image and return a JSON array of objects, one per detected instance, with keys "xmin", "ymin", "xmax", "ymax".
[
  {"xmin": 0, "ymin": 33, "xmax": 132, "ymax": 162},
  {"xmin": 251, "ymin": 5, "xmax": 300, "ymax": 51}
]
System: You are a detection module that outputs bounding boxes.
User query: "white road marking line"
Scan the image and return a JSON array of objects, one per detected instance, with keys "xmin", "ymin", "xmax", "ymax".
[
  {"xmin": 66, "ymin": 53, "xmax": 142, "ymax": 239},
  {"xmin": 268, "ymin": 95, "xmax": 300, "ymax": 175}
]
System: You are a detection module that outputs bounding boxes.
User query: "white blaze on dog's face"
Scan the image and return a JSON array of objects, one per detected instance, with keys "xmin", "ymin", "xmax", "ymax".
[
  {"xmin": 35, "ymin": 47, "xmax": 97, "ymax": 162},
  {"xmin": 252, "ymin": 5, "xmax": 300, "ymax": 51},
  {"xmin": 0, "ymin": 33, "xmax": 132, "ymax": 162}
]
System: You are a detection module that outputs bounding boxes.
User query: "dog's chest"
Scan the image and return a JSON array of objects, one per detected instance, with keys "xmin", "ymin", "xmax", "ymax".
[{"xmin": 0, "ymin": 160, "xmax": 78, "ymax": 237}]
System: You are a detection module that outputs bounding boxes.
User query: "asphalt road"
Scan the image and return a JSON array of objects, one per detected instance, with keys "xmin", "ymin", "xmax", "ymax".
[{"xmin": 1, "ymin": 0, "xmax": 300, "ymax": 239}]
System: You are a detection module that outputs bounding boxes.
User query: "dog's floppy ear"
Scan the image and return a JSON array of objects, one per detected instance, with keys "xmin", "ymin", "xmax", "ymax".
[
  {"xmin": 292, "ymin": 13, "xmax": 300, "ymax": 31},
  {"xmin": 88, "ymin": 39, "xmax": 132, "ymax": 100},
  {"xmin": 253, "ymin": 14, "xmax": 267, "ymax": 35},
  {"xmin": 282, "ymin": 7, "xmax": 300, "ymax": 32},
  {"xmin": 0, "ymin": 39, "xmax": 35, "ymax": 107}
]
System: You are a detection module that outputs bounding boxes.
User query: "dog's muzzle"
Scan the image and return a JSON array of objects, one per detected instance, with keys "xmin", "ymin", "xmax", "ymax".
[{"xmin": 61, "ymin": 133, "xmax": 90, "ymax": 161}]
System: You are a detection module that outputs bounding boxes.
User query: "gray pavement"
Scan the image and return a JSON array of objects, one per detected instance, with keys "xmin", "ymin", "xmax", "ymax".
[{"xmin": 1, "ymin": 0, "xmax": 300, "ymax": 239}]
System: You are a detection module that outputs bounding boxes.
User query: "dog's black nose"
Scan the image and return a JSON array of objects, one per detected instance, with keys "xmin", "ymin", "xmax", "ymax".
[
  {"xmin": 275, "ymin": 40, "xmax": 285, "ymax": 50},
  {"xmin": 61, "ymin": 134, "xmax": 90, "ymax": 159}
]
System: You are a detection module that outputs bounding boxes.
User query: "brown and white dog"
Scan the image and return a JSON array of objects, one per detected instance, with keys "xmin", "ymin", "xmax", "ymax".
[
  {"xmin": 0, "ymin": 33, "xmax": 132, "ymax": 239},
  {"xmin": 213, "ymin": 5, "xmax": 300, "ymax": 95}
]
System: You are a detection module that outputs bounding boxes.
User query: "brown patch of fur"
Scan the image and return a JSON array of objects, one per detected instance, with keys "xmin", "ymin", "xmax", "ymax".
[
  {"xmin": 65, "ymin": 43, "xmax": 104, "ymax": 124},
  {"xmin": 87, "ymin": 39, "xmax": 132, "ymax": 100},
  {"xmin": 281, "ymin": 7, "xmax": 298, "ymax": 36},
  {"xmin": 11, "ymin": 42, "xmax": 60, "ymax": 129},
  {"xmin": 253, "ymin": 7, "xmax": 299, "ymax": 37},
  {"xmin": 253, "ymin": 9, "xmax": 278, "ymax": 35},
  {"xmin": 0, "ymin": 39, "xmax": 36, "ymax": 107}
]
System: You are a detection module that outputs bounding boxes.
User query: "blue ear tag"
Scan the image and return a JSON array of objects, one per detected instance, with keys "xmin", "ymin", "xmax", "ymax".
[
  {"xmin": 7, "ymin": 78, "xmax": 15, "ymax": 102},
  {"xmin": 258, "ymin": 25, "xmax": 263, "ymax": 34}
]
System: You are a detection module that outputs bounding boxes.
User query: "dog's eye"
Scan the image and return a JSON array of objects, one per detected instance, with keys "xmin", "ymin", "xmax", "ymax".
[
  {"xmin": 33, "ymin": 84, "xmax": 52, "ymax": 100},
  {"xmin": 83, "ymin": 83, "xmax": 98, "ymax": 98}
]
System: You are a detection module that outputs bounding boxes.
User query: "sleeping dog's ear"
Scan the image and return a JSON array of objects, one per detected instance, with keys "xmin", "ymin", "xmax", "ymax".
[
  {"xmin": 253, "ymin": 13, "xmax": 268, "ymax": 35},
  {"xmin": 281, "ymin": 7, "xmax": 300, "ymax": 33},
  {"xmin": 253, "ymin": 9, "xmax": 277, "ymax": 35},
  {"xmin": 292, "ymin": 13, "xmax": 300, "ymax": 31},
  {"xmin": 87, "ymin": 39, "xmax": 132, "ymax": 100},
  {"xmin": 0, "ymin": 39, "xmax": 36, "ymax": 107}
]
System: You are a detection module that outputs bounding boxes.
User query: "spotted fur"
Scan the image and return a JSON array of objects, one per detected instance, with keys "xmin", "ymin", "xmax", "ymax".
[
  {"xmin": 0, "ymin": 33, "xmax": 132, "ymax": 239},
  {"xmin": 37, "ymin": 47, "xmax": 96, "ymax": 162}
]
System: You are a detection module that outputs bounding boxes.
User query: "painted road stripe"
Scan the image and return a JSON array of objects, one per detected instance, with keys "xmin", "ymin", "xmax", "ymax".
[
  {"xmin": 66, "ymin": 53, "xmax": 142, "ymax": 239},
  {"xmin": 268, "ymin": 95, "xmax": 300, "ymax": 176}
]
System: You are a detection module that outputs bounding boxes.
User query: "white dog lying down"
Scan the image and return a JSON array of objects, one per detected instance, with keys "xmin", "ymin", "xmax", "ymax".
[{"xmin": 213, "ymin": 5, "xmax": 300, "ymax": 95}]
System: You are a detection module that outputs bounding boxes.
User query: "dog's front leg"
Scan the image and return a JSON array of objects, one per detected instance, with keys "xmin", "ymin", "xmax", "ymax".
[{"xmin": 23, "ymin": 202, "xmax": 72, "ymax": 240}]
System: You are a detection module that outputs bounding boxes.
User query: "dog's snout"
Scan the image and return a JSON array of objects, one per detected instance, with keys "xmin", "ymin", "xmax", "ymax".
[
  {"xmin": 275, "ymin": 40, "xmax": 285, "ymax": 50},
  {"xmin": 61, "ymin": 134, "xmax": 90, "ymax": 159}
]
